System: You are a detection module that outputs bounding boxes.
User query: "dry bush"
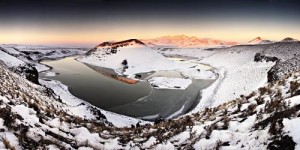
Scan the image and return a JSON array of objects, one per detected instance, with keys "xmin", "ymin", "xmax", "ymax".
[
  {"xmin": 255, "ymin": 96, "xmax": 265, "ymax": 105},
  {"xmin": 204, "ymin": 123, "xmax": 217, "ymax": 139},
  {"xmin": 0, "ymin": 107, "xmax": 17, "ymax": 128},
  {"xmin": 1, "ymin": 137, "xmax": 16, "ymax": 150},
  {"xmin": 256, "ymin": 109, "xmax": 263, "ymax": 121},
  {"xmin": 258, "ymin": 87, "xmax": 268, "ymax": 95},
  {"xmin": 290, "ymin": 81, "xmax": 300, "ymax": 96},
  {"xmin": 254, "ymin": 105, "xmax": 299, "ymax": 130},
  {"xmin": 269, "ymin": 119, "xmax": 284, "ymax": 135},
  {"xmin": 274, "ymin": 89, "xmax": 283, "ymax": 99},
  {"xmin": 27, "ymin": 101, "xmax": 40, "ymax": 114},
  {"xmin": 246, "ymin": 92, "xmax": 256, "ymax": 100},
  {"xmin": 221, "ymin": 116, "xmax": 230, "ymax": 130}
]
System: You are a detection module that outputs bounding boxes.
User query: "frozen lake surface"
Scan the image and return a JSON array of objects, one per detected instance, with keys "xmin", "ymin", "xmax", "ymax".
[{"xmin": 41, "ymin": 56, "xmax": 215, "ymax": 120}]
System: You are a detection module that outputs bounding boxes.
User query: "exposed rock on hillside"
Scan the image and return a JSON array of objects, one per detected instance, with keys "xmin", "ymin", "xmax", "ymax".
[
  {"xmin": 268, "ymin": 56, "xmax": 300, "ymax": 82},
  {"xmin": 12, "ymin": 64, "xmax": 40, "ymax": 84},
  {"xmin": 254, "ymin": 53, "xmax": 278, "ymax": 62}
]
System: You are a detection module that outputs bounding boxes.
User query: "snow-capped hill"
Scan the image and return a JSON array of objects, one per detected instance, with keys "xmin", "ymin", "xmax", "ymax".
[
  {"xmin": 248, "ymin": 37, "xmax": 272, "ymax": 44},
  {"xmin": 86, "ymin": 39, "xmax": 145, "ymax": 56},
  {"xmin": 96, "ymin": 39, "xmax": 145, "ymax": 48},
  {"xmin": 281, "ymin": 37, "xmax": 299, "ymax": 42},
  {"xmin": 78, "ymin": 39, "xmax": 192, "ymax": 77},
  {"xmin": 141, "ymin": 35, "xmax": 238, "ymax": 48},
  {"xmin": 249, "ymin": 37, "xmax": 262, "ymax": 43}
]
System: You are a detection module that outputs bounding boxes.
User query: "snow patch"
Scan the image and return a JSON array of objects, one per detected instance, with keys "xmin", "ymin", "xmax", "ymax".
[
  {"xmin": 148, "ymin": 77, "xmax": 192, "ymax": 89},
  {"xmin": 181, "ymin": 69, "xmax": 216, "ymax": 80}
]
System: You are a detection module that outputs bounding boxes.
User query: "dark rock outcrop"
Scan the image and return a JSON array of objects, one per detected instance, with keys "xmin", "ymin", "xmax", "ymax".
[
  {"xmin": 267, "ymin": 56, "xmax": 300, "ymax": 82},
  {"xmin": 267, "ymin": 135, "xmax": 296, "ymax": 150},
  {"xmin": 12, "ymin": 64, "xmax": 40, "ymax": 84},
  {"xmin": 254, "ymin": 53, "xmax": 278, "ymax": 62}
]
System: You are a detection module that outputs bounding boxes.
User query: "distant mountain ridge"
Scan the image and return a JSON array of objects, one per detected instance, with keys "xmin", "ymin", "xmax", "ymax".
[
  {"xmin": 248, "ymin": 37, "xmax": 273, "ymax": 44},
  {"xmin": 94, "ymin": 36, "xmax": 299, "ymax": 49},
  {"xmin": 248, "ymin": 37, "xmax": 299, "ymax": 45},
  {"xmin": 281, "ymin": 37, "xmax": 299, "ymax": 42},
  {"xmin": 141, "ymin": 35, "xmax": 239, "ymax": 48}
]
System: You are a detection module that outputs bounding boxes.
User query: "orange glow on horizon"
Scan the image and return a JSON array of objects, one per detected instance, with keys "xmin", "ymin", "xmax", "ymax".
[{"xmin": 1, "ymin": 21, "xmax": 299, "ymax": 46}]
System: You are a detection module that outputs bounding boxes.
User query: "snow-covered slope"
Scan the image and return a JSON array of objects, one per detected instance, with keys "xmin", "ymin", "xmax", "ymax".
[
  {"xmin": 0, "ymin": 45, "xmax": 87, "ymax": 73},
  {"xmin": 0, "ymin": 63, "xmax": 109, "ymax": 149},
  {"xmin": 141, "ymin": 35, "xmax": 239, "ymax": 48},
  {"xmin": 78, "ymin": 39, "xmax": 193, "ymax": 77},
  {"xmin": 1, "ymin": 58, "xmax": 300, "ymax": 149},
  {"xmin": 161, "ymin": 41, "xmax": 300, "ymax": 110},
  {"xmin": 0, "ymin": 49, "xmax": 25, "ymax": 67}
]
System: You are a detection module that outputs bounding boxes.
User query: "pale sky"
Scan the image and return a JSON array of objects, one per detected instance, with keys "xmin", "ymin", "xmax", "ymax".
[{"xmin": 0, "ymin": 0, "xmax": 299, "ymax": 47}]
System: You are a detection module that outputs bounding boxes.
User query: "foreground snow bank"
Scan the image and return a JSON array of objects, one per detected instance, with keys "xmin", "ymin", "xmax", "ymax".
[{"xmin": 148, "ymin": 77, "xmax": 192, "ymax": 89}]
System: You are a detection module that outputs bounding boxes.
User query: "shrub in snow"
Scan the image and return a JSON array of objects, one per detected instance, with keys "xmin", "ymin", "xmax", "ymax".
[
  {"xmin": 1, "ymin": 137, "xmax": 16, "ymax": 150},
  {"xmin": 121, "ymin": 59, "xmax": 128, "ymax": 66}
]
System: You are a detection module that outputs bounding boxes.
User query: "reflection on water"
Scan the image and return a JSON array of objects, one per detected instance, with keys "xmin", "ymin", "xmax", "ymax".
[
  {"xmin": 41, "ymin": 56, "xmax": 215, "ymax": 120},
  {"xmin": 110, "ymin": 79, "xmax": 213, "ymax": 120}
]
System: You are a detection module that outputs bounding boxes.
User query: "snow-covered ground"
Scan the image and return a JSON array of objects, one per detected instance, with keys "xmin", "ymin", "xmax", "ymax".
[
  {"xmin": 1, "ymin": 56, "xmax": 300, "ymax": 149},
  {"xmin": 162, "ymin": 44, "xmax": 276, "ymax": 109},
  {"xmin": 1, "ymin": 40, "xmax": 300, "ymax": 149}
]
